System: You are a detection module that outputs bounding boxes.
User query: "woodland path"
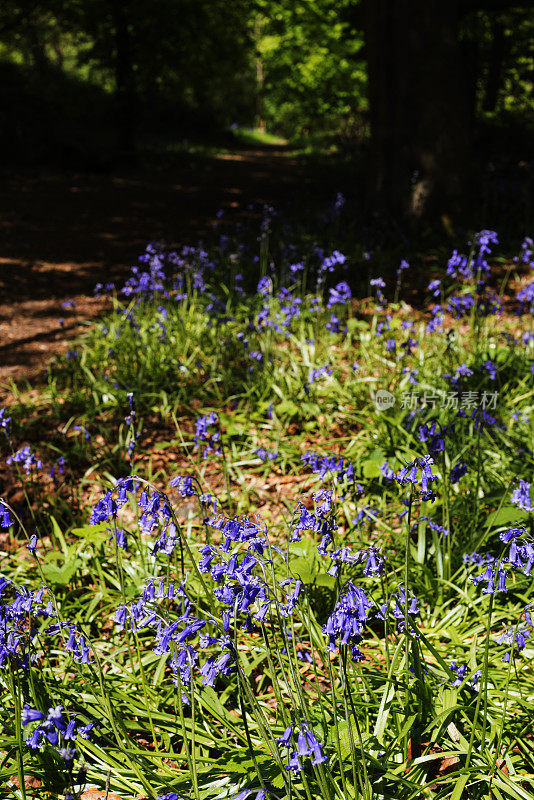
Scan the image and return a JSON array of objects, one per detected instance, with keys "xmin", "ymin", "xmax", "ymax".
[{"xmin": 0, "ymin": 145, "xmax": 326, "ymax": 392}]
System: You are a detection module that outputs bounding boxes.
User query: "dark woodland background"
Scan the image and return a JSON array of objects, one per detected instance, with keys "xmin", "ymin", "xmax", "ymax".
[{"xmin": 0, "ymin": 0, "xmax": 533, "ymax": 229}]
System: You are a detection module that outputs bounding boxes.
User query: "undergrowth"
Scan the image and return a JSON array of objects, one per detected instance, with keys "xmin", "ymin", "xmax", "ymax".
[{"xmin": 1, "ymin": 205, "xmax": 534, "ymax": 799}]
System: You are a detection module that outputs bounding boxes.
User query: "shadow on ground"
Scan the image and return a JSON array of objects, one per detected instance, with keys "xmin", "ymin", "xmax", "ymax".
[{"xmin": 0, "ymin": 146, "xmax": 321, "ymax": 388}]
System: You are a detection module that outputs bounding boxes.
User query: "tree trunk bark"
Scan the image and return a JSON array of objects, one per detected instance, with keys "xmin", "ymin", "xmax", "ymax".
[{"xmin": 363, "ymin": 0, "xmax": 472, "ymax": 222}]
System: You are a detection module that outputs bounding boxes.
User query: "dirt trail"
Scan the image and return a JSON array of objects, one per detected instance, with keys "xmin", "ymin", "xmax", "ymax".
[{"xmin": 0, "ymin": 147, "xmax": 313, "ymax": 390}]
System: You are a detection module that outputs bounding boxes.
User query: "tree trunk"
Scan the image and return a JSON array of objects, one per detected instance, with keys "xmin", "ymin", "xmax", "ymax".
[
  {"xmin": 112, "ymin": 0, "xmax": 136, "ymax": 153},
  {"xmin": 363, "ymin": 0, "xmax": 472, "ymax": 222}
]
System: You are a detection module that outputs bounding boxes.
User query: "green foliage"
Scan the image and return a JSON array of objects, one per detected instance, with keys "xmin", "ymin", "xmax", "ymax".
[{"xmin": 255, "ymin": 0, "xmax": 367, "ymax": 138}]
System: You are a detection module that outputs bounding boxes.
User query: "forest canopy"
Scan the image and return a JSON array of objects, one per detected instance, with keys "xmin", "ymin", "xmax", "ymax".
[{"xmin": 0, "ymin": 0, "xmax": 533, "ymax": 219}]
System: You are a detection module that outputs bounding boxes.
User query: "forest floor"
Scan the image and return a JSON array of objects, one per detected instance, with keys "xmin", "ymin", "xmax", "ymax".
[{"xmin": 0, "ymin": 144, "xmax": 326, "ymax": 394}]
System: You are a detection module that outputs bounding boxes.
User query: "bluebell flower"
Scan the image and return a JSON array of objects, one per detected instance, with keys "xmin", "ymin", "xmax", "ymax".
[
  {"xmin": 22, "ymin": 705, "xmax": 44, "ymax": 726},
  {"xmin": 418, "ymin": 421, "xmax": 447, "ymax": 455},
  {"xmin": 483, "ymin": 360, "xmax": 497, "ymax": 380},
  {"xmin": 194, "ymin": 412, "xmax": 221, "ymax": 457},
  {"xmin": 306, "ymin": 365, "xmax": 332, "ymax": 391},
  {"xmin": 449, "ymin": 662, "xmax": 480, "ymax": 691},
  {"xmin": 297, "ymin": 723, "xmax": 327, "ymax": 765},
  {"xmin": 277, "ymin": 724, "xmax": 295, "ymax": 748},
  {"xmin": 380, "ymin": 586, "xmax": 419, "ymax": 632},
  {"xmin": 255, "ymin": 447, "xmax": 277, "ymax": 462},
  {"xmin": 0, "ymin": 408, "xmax": 11, "ymax": 437},
  {"xmin": 397, "ymin": 259, "xmax": 409, "ymax": 277},
  {"xmin": 517, "ymin": 282, "xmax": 534, "ymax": 315},
  {"xmin": 500, "ymin": 526, "xmax": 526, "ymax": 544},
  {"xmin": 334, "ymin": 191, "xmax": 345, "ymax": 211},
  {"xmin": 380, "ymin": 462, "xmax": 395, "ymax": 481},
  {"xmin": 397, "ymin": 456, "xmax": 438, "ymax": 500},
  {"xmin": 497, "ymin": 626, "xmax": 531, "ymax": 663},
  {"xmin": 355, "ymin": 546, "xmax": 384, "ymax": 575},
  {"xmin": 471, "ymin": 564, "xmax": 509, "ymax": 594},
  {"xmin": 170, "ymin": 475, "xmax": 197, "ymax": 497},
  {"xmin": 26, "ymin": 727, "xmax": 43, "ymax": 749},
  {"xmin": 321, "ymin": 250, "xmax": 346, "ymax": 273},
  {"xmin": 0, "ymin": 501, "xmax": 13, "ymax": 528},
  {"xmin": 448, "ymin": 294, "xmax": 475, "ymax": 318},
  {"xmin": 450, "ymin": 462, "xmax": 468, "ymax": 484},
  {"xmin": 326, "ymin": 313, "xmax": 344, "ymax": 333},
  {"xmin": 301, "ymin": 451, "xmax": 354, "ymax": 486},
  {"xmin": 323, "ymin": 582, "xmax": 370, "ymax": 660},
  {"xmin": 428, "ymin": 279, "xmax": 441, "ymax": 297},
  {"xmin": 327, "ymin": 281, "xmax": 351, "ymax": 308},
  {"xmin": 420, "ymin": 517, "xmax": 449, "ymax": 537},
  {"xmin": 511, "ymin": 480, "xmax": 532, "ymax": 512},
  {"xmin": 449, "ymin": 661, "xmax": 468, "ymax": 687},
  {"xmin": 7, "ymin": 446, "xmax": 43, "ymax": 474}
]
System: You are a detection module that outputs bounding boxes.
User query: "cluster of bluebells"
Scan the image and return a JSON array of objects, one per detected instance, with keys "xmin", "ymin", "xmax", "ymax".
[
  {"xmin": 304, "ymin": 364, "xmax": 332, "ymax": 394},
  {"xmin": 316, "ymin": 249, "xmax": 346, "ymax": 287},
  {"xmin": 7, "ymin": 445, "xmax": 42, "ymax": 475},
  {"xmin": 276, "ymin": 721, "xmax": 326, "ymax": 773},
  {"xmin": 418, "ymin": 516, "xmax": 449, "ymax": 538},
  {"xmin": 256, "ymin": 288, "xmax": 304, "ymax": 336},
  {"xmin": 0, "ymin": 407, "xmax": 11, "ymax": 437},
  {"xmin": 198, "ymin": 512, "xmax": 307, "ymax": 627},
  {"xmin": 23, "ymin": 703, "xmax": 92, "ymax": 771},
  {"xmin": 233, "ymin": 790, "xmax": 266, "ymax": 800},
  {"xmin": 0, "ymin": 578, "xmax": 55, "ymax": 669},
  {"xmin": 111, "ymin": 506, "xmax": 306, "ymax": 700},
  {"xmin": 517, "ymin": 282, "xmax": 534, "ymax": 315},
  {"xmin": 122, "ymin": 242, "xmax": 167, "ymax": 299},
  {"xmin": 290, "ymin": 489, "xmax": 379, "ymax": 579},
  {"xmin": 496, "ymin": 614, "xmax": 532, "ymax": 664},
  {"xmin": 514, "ymin": 236, "xmax": 534, "ymax": 267},
  {"xmin": 450, "ymin": 461, "xmax": 468, "ymax": 484},
  {"xmin": 449, "ymin": 661, "xmax": 481, "ymax": 691},
  {"xmin": 47, "ymin": 620, "xmax": 91, "ymax": 664},
  {"xmin": 50, "ymin": 455, "xmax": 66, "ymax": 484},
  {"xmin": 370, "ymin": 277, "xmax": 386, "ymax": 306},
  {"xmin": 125, "ymin": 391, "xmax": 139, "ymax": 462},
  {"xmin": 113, "ymin": 577, "xmax": 233, "ymax": 699},
  {"xmin": 467, "ymin": 525, "xmax": 534, "ymax": 603},
  {"xmin": 90, "ymin": 478, "xmax": 180, "ymax": 557},
  {"xmin": 446, "ymin": 231, "xmax": 498, "ymax": 281},
  {"xmin": 255, "ymin": 447, "xmax": 277, "ymax": 462},
  {"xmin": 301, "ymin": 451, "xmax": 355, "ymax": 487},
  {"xmin": 377, "ymin": 585, "xmax": 420, "ymax": 635},
  {"xmin": 327, "ymin": 280, "xmax": 351, "ymax": 308},
  {"xmin": 381, "ymin": 456, "xmax": 439, "ymax": 502},
  {"xmin": 511, "ymin": 479, "xmax": 532, "ymax": 512},
  {"xmin": 323, "ymin": 581, "xmax": 371, "ymax": 661},
  {"xmin": 417, "ymin": 420, "xmax": 450, "ymax": 455},
  {"xmin": 194, "ymin": 412, "xmax": 222, "ymax": 458}
]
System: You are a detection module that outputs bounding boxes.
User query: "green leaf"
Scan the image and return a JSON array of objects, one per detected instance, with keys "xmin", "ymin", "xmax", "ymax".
[
  {"xmin": 450, "ymin": 773, "xmax": 469, "ymax": 800},
  {"xmin": 290, "ymin": 557, "xmax": 315, "ymax": 583},
  {"xmin": 346, "ymin": 318, "xmax": 369, "ymax": 332},
  {"xmin": 315, "ymin": 573, "xmax": 336, "ymax": 589},
  {"xmin": 41, "ymin": 556, "xmax": 82, "ymax": 586},
  {"xmin": 276, "ymin": 400, "xmax": 300, "ymax": 417},
  {"xmin": 485, "ymin": 506, "xmax": 526, "ymax": 528},
  {"xmin": 362, "ymin": 459, "xmax": 382, "ymax": 478},
  {"xmin": 72, "ymin": 522, "xmax": 109, "ymax": 546}
]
